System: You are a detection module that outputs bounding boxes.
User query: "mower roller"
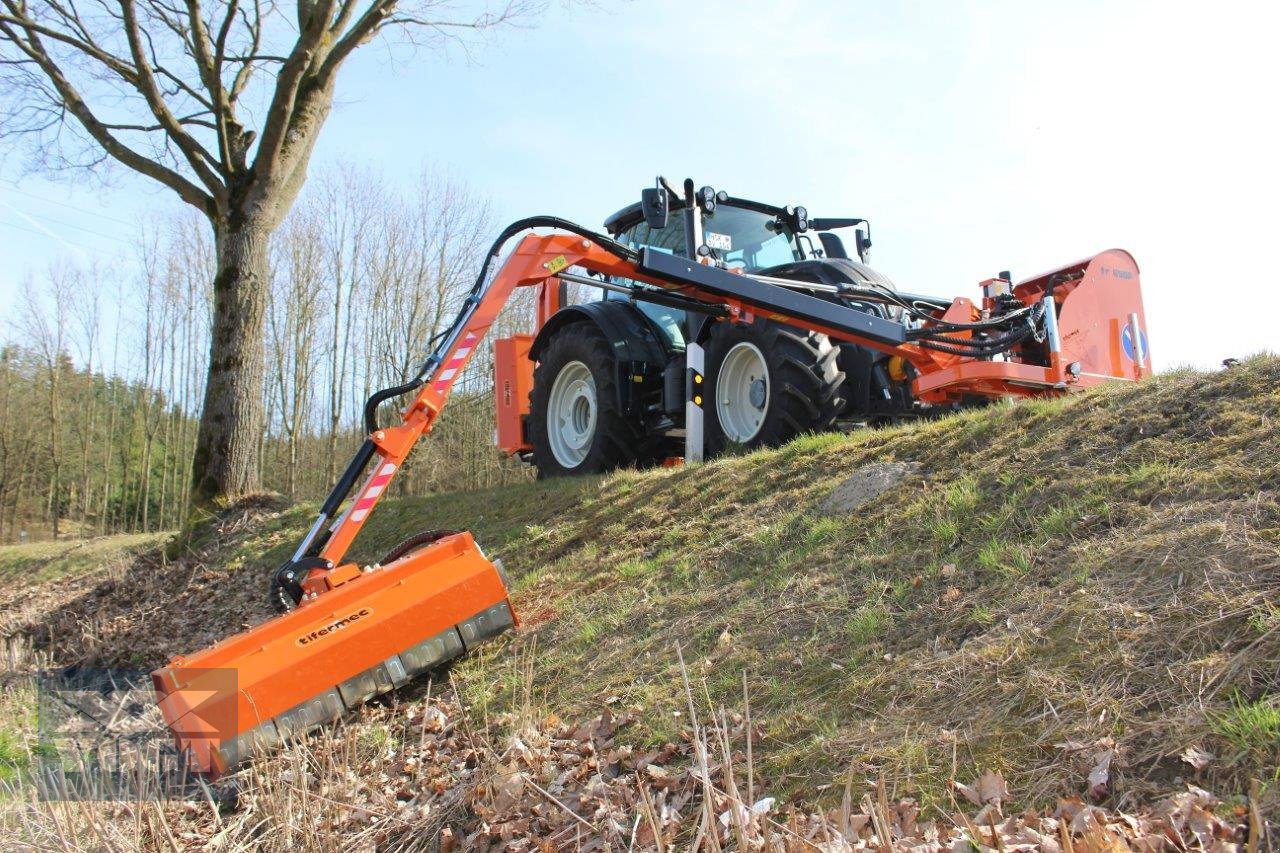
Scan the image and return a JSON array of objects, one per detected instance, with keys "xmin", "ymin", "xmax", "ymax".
[{"xmin": 153, "ymin": 177, "xmax": 1151, "ymax": 775}]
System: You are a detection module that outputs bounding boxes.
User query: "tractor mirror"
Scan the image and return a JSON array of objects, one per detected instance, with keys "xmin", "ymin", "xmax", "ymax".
[
  {"xmin": 855, "ymin": 226, "xmax": 872, "ymax": 262},
  {"xmin": 641, "ymin": 186, "xmax": 669, "ymax": 230}
]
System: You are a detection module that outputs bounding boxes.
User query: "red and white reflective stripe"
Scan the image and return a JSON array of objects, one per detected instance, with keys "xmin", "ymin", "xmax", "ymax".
[
  {"xmin": 350, "ymin": 462, "xmax": 397, "ymax": 523},
  {"xmin": 433, "ymin": 332, "xmax": 479, "ymax": 392}
]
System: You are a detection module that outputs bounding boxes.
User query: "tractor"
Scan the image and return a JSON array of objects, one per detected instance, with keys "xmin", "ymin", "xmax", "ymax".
[{"xmin": 501, "ymin": 181, "xmax": 963, "ymax": 476}]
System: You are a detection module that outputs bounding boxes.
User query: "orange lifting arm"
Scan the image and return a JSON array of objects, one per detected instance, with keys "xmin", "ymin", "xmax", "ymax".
[{"xmin": 303, "ymin": 234, "xmax": 644, "ymax": 586}]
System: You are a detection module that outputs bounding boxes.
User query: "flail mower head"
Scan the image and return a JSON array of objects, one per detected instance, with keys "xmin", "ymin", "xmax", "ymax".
[{"xmin": 152, "ymin": 532, "xmax": 514, "ymax": 776}]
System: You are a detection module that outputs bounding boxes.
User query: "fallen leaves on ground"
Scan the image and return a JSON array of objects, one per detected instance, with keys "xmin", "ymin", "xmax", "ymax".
[{"xmin": 222, "ymin": 691, "xmax": 1253, "ymax": 851}]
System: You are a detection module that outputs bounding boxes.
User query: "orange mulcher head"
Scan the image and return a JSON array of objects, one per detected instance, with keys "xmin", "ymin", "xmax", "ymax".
[{"xmin": 152, "ymin": 532, "xmax": 515, "ymax": 776}]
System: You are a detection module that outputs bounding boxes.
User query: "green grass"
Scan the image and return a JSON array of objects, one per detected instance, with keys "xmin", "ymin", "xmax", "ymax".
[
  {"xmin": 845, "ymin": 604, "xmax": 890, "ymax": 645},
  {"xmin": 0, "ymin": 728, "xmax": 26, "ymax": 782},
  {"xmin": 0, "ymin": 531, "xmax": 170, "ymax": 584},
  {"xmin": 0, "ymin": 678, "xmax": 38, "ymax": 785},
  {"xmin": 1211, "ymin": 694, "xmax": 1280, "ymax": 761},
  {"xmin": 976, "ymin": 538, "xmax": 1033, "ymax": 576},
  {"xmin": 1249, "ymin": 602, "xmax": 1280, "ymax": 636},
  {"xmin": 942, "ymin": 477, "xmax": 982, "ymax": 516}
]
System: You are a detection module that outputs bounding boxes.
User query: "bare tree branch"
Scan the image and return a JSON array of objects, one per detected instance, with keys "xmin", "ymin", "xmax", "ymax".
[
  {"xmin": 117, "ymin": 0, "xmax": 226, "ymax": 189},
  {"xmin": 0, "ymin": 6, "xmax": 137, "ymax": 80},
  {"xmin": 248, "ymin": 0, "xmax": 338, "ymax": 188},
  {"xmin": 318, "ymin": 0, "xmax": 393, "ymax": 78},
  {"xmin": 0, "ymin": 14, "xmax": 213, "ymax": 211}
]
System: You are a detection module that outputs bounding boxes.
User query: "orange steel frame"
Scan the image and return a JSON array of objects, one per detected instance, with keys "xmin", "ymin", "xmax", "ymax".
[
  {"xmin": 155, "ymin": 531, "xmax": 510, "ymax": 774},
  {"xmin": 309, "ymin": 235, "xmax": 1149, "ymax": 586}
]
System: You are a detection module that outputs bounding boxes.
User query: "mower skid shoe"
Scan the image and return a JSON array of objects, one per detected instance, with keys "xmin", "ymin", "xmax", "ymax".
[{"xmin": 151, "ymin": 531, "xmax": 516, "ymax": 776}]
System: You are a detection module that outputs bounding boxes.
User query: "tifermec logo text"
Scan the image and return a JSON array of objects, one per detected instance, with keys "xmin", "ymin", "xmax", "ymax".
[{"xmin": 296, "ymin": 607, "xmax": 373, "ymax": 646}]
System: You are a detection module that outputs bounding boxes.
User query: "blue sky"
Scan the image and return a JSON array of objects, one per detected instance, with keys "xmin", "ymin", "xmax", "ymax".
[{"xmin": 2, "ymin": 0, "xmax": 1277, "ymax": 370}]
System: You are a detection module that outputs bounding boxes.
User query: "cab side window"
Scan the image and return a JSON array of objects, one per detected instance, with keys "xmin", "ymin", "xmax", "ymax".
[{"xmin": 624, "ymin": 220, "xmax": 686, "ymax": 256}]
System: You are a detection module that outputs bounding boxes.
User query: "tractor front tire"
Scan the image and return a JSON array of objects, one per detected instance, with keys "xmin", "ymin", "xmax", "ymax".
[
  {"xmin": 529, "ymin": 322, "xmax": 648, "ymax": 478},
  {"xmin": 704, "ymin": 319, "xmax": 845, "ymax": 456}
]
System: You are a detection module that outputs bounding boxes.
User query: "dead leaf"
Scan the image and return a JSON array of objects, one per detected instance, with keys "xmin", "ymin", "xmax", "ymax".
[
  {"xmin": 976, "ymin": 770, "xmax": 1010, "ymax": 808},
  {"xmin": 1179, "ymin": 745, "xmax": 1212, "ymax": 772},
  {"xmin": 952, "ymin": 779, "xmax": 982, "ymax": 807},
  {"xmin": 1087, "ymin": 749, "xmax": 1114, "ymax": 801},
  {"xmin": 494, "ymin": 770, "xmax": 528, "ymax": 813}
]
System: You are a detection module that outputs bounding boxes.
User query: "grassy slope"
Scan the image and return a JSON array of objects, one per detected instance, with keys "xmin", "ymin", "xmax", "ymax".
[
  {"xmin": 0, "ymin": 532, "xmax": 167, "ymax": 585},
  {"xmin": 4, "ymin": 357, "xmax": 1279, "ymax": 816},
  {"xmin": 448, "ymin": 355, "xmax": 1280, "ymax": 809}
]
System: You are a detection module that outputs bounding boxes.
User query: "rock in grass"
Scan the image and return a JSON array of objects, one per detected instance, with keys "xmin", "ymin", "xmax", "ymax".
[{"xmin": 819, "ymin": 461, "xmax": 921, "ymax": 516}]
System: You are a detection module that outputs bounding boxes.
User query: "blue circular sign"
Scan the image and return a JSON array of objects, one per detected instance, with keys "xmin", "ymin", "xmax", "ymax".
[{"xmin": 1122, "ymin": 324, "xmax": 1148, "ymax": 362}]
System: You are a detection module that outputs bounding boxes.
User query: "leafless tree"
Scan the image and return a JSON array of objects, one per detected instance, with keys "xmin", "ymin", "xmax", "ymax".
[
  {"xmin": 17, "ymin": 270, "xmax": 72, "ymax": 535},
  {"xmin": 267, "ymin": 204, "xmax": 324, "ymax": 497},
  {"xmin": 0, "ymin": 0, "xmax": 543, "ymax": 505}
]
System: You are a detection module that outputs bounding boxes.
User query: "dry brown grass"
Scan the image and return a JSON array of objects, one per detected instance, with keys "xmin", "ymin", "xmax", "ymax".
[{"xmin": 1, "ymin": 643, "xmax": 1258, "ymax": 850}]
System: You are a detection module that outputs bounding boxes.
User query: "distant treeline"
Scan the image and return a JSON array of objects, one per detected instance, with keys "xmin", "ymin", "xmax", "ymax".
[
  {"xmin": 1, "ymin": 165, "xmax": 539, "ymax": 543},
  {"xmin": 0, "ymin": 346, "xmax": 196, "ymax": 539}
]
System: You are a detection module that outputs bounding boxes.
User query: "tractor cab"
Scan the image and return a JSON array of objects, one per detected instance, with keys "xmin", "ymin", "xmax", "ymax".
[
  {"xmin": 602, "ymin": 194, "xmax": 871, "ymax": 271},
  {"xmin": 606, "ymin": 199, "xmax": 803, "ymax": 272},
  {"xmin": 598, "ymin": 193, "xmax": 872, "ymax": 355}
]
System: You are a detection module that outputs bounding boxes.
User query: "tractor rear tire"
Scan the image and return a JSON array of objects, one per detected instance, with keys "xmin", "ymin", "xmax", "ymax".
[
  {"xmin": 529, "ymin": 322, "xmax": 648, "ymax": 478},
  {"xmin": 704, "ymin": 319, "xmax": 846, "ymax": 456}
]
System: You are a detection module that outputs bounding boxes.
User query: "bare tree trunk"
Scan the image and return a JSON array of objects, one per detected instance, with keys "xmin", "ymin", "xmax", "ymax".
[
  {"xmin": 102, "ymin": 379, "xmax": 120, "ymax": 533},
  {"xmin": 191, "ymin": 212, "xmax": 273, "ymax": 504},
  {"xmin": 179, "ymin": 218, "xmax": 209, "ymax": 524},
  {"xmin": 46, "ymin": 361, "xmax": 61, "ymax": 538}
]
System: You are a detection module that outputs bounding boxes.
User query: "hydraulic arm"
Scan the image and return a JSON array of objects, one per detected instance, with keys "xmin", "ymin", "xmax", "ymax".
[{"xmin": 153, "ymin": 214, "xmax": 1150, "ymax": 775}]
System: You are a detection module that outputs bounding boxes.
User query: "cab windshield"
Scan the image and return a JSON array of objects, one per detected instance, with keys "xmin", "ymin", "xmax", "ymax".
[
  {"xmin": 612, "ymin": 204, "xmax": 802, "ymax": 351},
  {"xmin": 620, "ymin": 205, "xmax": 801, "ymax": 272}
]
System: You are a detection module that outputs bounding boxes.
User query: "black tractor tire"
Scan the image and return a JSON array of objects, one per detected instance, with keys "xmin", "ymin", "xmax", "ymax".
[
  {"xmin": 704, "ymin": 319, "xmax": 846, "ymax": 456},
  {"xmin": 753, "ymin": 257, "xmax": 904, "ymax": 419},
  {"xmin": 529, "ymin": 322, "xmax": 649, "ymax": 478}
]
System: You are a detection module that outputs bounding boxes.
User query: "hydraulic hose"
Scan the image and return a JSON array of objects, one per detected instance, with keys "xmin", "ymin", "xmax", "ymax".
[
  {"xmin": 915, "ymin": 330, "xmax": 1033, "ymax": 358},
  {"xmin": 914, "ymin": 318, "xmax": 1042, "ymax": 358},
  {"xmin": 296, "ymin": 217, "xmax": 642, "ymax": 565},
  {"xmin": 909, "ymin": 299, "xmax": 1046, "ymax": 356},
  {"xmin": 906, "ymin": 306, "xmax": 1035, "ymax": 333},
  {"xmin": 917, "ymin": 315, "xmax": 1042, "ymax": 350},
  {"xmin": 362, "ymin": 217, "xmax": 638, "ymax": 433}
]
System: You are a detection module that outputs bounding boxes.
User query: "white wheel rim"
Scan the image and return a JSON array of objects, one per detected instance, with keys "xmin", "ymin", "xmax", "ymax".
[
  {"xmin": 716, "ymin": 342, "xmax": 769, "ymax": 443},
  {"xmin": 547, "ymin": 360, "xmax": 597, "ymax": 467}
]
